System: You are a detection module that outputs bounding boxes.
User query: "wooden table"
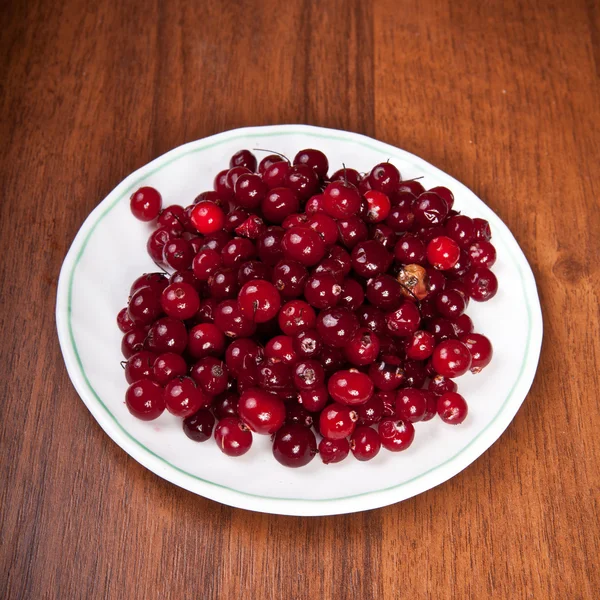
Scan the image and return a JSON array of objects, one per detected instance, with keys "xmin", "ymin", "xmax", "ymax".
[{"xmin": 2, "ymin": 0, "xmax": 599, "ymax": 598}]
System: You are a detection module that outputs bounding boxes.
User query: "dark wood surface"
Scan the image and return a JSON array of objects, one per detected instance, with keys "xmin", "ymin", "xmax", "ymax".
[{"xmin": 1, "ymin": 0, "xmax": 599, "ymax": 598}]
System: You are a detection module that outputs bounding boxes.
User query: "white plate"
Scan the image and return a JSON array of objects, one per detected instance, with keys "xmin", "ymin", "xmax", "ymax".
[{"xmin": 56, "ymin": 125, "xmax": 543, "ymax": 516}]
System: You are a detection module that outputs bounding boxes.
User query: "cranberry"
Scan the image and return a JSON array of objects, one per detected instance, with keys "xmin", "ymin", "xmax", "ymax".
[
  {"xmin": 285, "ymin": 402, "xmax": 314, "ymax": 428},
  {"xmin": 370, "ymin": 223, "xmax": 396, "ymax": 249},
  {"xmin": 237, "ymin": 280, "xmax": 281, "ymax": 323},
  {"xmin": 356, "ymin": 394, "xmax": 384, "ymax": 425},
  {"xmin": 124, "ymin": 351, "xmax": 156, "ymax": 384},
  {"xmin": 130, "ymin": 187, "xmax": 162, "ymax": 221},
  {"xmin": 273, "ymin": 424, "xmax": 317, "ymax": 468},
  {"xmin": 316, "ymin": 307, "xmax": 359, "ymax": 348},
  {"xmin": 386, "ymin": 206, "xmax": 415, "ymax": 233},
  {"xmin": 160, "ymin": 282, "xmax": 200, "ymax": 320},
  {"xmin": 449, "ymin": 313, "xmax": 474, "ymax": 337},
  {"xmin": 432, "ymin": 339, "xmax": 472, "ymax": 377},
  {"xmin": 369, "ymin": 162, "xmax": 401, "ymax": 194},
  {"xmin": 323, "ymin": 181, "xmax": 361, "ymax": 219},
  {"xmin": 239, "ymin": 388, "xmax": 285, "ymax": 434},
  {"xmin": 368, "ymin": 356, "xmax": 405, "ymax": 391},
  {"xmin": 357, "ymin": 305, "xmax": 386, "ymax": 334},
  {"xmin": 147, "ymin": 228, "xmax": 175, "ymax": 263},
  {"xmin": 201, "ymin": 230, "xmax": 232, "ymax": 252},
  {"xmin": 236, "ymin": 261, "xmax": 271, "ymax": 286},
  {"xmin": 445, "ymin": 215, "xmax": 475, "ymax": 249},
  {"xmin": 183, "ymin": 409, "xmax": 215, "ymax": 442},
  {"xmin": 426, "ymin": 268, "xmax": 446, "ymax": 296},
  {"xmin": 378, "ymin": 418, "xmax": 414, "ymax": 451},
  {"xmin": 414, "ymin": 192, "xmax": 448, "ymax": 227},
  {"xmin": 191, "ymin": 357, "xmax": 229, "ymax": 395},
  {"xmin": 293, "ymin": 148, "xmax": 329, "ymax": 178},
  {"xmin": 208, "ymin": 268, "xmax": 239, "ymax": 300},
  {"xmin": 328, "ymin": 369, "xmax": 374, "ymax": 406},
  {"xmin": 125, "ymin": 379, "xmax": 165, "ymax": 420},
  {"xmin": 190, "ymin": 201, "xmax": 225, "ymax": 235},
  {"xmin": 261, "ymin": 187, "xmax": 300, "ymax": 224},
  {"xmin": 468, "ymin": 241, "xmax": 497, "ymax": 268},
  {"xmin": 285, "ymin": 164, "xmax": 320, "ymax": 199},
  {"xmin": 428, "ymin": 374, "xmax": 458, "ymax": 395},
  {"xmin": 152, "ymin": 352, "xmax": 187, "ymax": 385},
  {"xmin": 337, "ymin": 278, "xmax": 364, "ymax": 311},
  {"xmin": 263, "ymin": 160, "xmax": 291, "ymax": 189},
  {"xmin": 170, "ymin": 269, "xmax": 201, "ymax": 293},
  {"xmin": 366, "ymin": 275, "xmax": 401, "ymax": 311},
  {"xmin": 421, "ymin": 391, "xmax": 438, "ymax": 421},
  {"xmin": 330, "ymin": 167, "xmax": 362, "ymax": 187},
  {"xmin": 426, "ymin": 236, "xmax": 460, "ymax": 270},
  {"xmin": 395, "ymin": 388, "xmax": 427, "ymax": 422},
  {"xmin": 397, "ymin": 180, "xmax": 425, "ymax": 196},
  {"xmin": 236, "ymin": 215, "xmax": 266, "ymax": 239},
  {"xmin": 437, "ymin": 392, "xmax": 468, "ymax": 424},
  {"xmin": 363, "ymin": 190, "xmax": 391, "ymax": 223},
  {"xmin": 117, "ymin": 307, "xmax": 135, "ymax": 333},
  {"xmin": 351, "ymin": 240, "xmax": 392, "ymax": 278},
  {"xmin": 305, "ymin": 193, "xmax": 326, "ymax": 215},
  {"xmin": 162, "ymin": 238, "xmax": 194, "ymax": 270},
  {"xmin": 130, "ymin": 272, "xmax": 169, "ymax": 296},
  {"xmin": 213, "ymin": 169, "xmax": 234, "ymax": 200},
  {"xmin": 337, "ymin": 216, "xmax": 368, "ymax": 249},
  {"xmin": 293, "ymin": 328, "xmax": 322, "ymax": 358},
  {"xmin": 164, "ymin": 376, "xmax": 209, "ymax": 417},
  {"xmin": 225, "ymin": 338, "xmax": 263, "ymax": 375},
  {"xmin": 308, "ymin": 213, "xmax": 338, "ymax": 246},
  {"xmin": 405, "ymin": 330, "xmax": 436, "ymax": 360},
  {"xmin": 460, "ymin": 333, "xmax": 493, "ymax": 373},
  {"xmin": 258, "ymin": 154, "xmax": 283, "ymax": 175},
  {"xmin": 394, "ymin": 234, "xmax": 426, "ymax": 265},
  {"xmin": 319, "ymin": 403, "xmax": 358, "ymax": 439},
  {"xmin": 320, "ymin": 346, "xmax": 346, "ymax": 373},
  {"xmin": 194, "ymin": 190, "xmax": 221, "ymax": 204},
  {"xmin": 319, "ymin": 437, "xmax": 350, "ymax": 464},
  {"xmin": 472, "ymin": 218, "xmax": 492, "ymax": 241},
  {"xmin": 127, "ymin": 286, "xmax": 162, "ymax": 326},
  {"xmin": 195, "ymin": 298, "xmax": 217, "ymax": 324},
  {"xmin": 351, "ymin": 426, "xmax": 381, "ymax": 461},
  {"xmin": 303, "ymin": 272, "xmax": 342, "ymax": 309},
  {"xmin": 187, "ymin": 323, "xmax": 225, "ymax": 359},
  {"xmin": 281, "ymin": 226, "xmax": 326, "ymax": 266},
  {"xmin": 464, "ymin": 266, "xmax": 498, "ymax": 301},
  {"xmin": 212, "ymin": 392, "xmax": 238, "ymax": 419},
  {"xmin": 145, "ymin": 317, "xmax": 187, "ymax": 354},
  {"xmin": 122, "ymin": 328, "xmax": 147, "ymax": 358},
  {"xmin": 229, "ymin": 149, "xmax": 257, "ymax": 171},
  {"xmin": 264, "ymin": 335, "xmax": 296, "ymax": 365},
  {"xmin": 345, "ymin": 328, "xmax": 380, "ymax": 366},
  {"xmin": 214, "ymin": 417, "xmax": 253, "ymax": 456},
  {"xmin": 293, "ymin": 359, "xmax": 325, "ymax": 390},
  {"xmin": 298, "ymin": 386, "xmax": 328, "ymax": 412},
  {"xmin": 214, "ymin": 300, "xmax": 257, "ymax": 338},
  {"xmin": 278, "ymin": 300, "xmax": 316, "ymax": 335},
  {"xmin": 377, "ymin": 391, "xmax": 396, "ymax": 417},
  {"xmin": 221, "ymin": 238, "xmax": 256, "ymax": 268},
  {"xmin": 403, "ymin": 359, "xmax": 427, "ymax": 388},
  {"xmin": 435, "ymin": 289, "xmax": 466, "ymax": 319},
  {"xmin": 426, "ymin": 317, "xmax": 457, "ymax": 343},
  {"xmin": 385, "ymin": 301, "xmax": 421, "ymax": 337},
  {"xmin": 429, "ymin": 186, "xmax": 454, "ymax": 210}
]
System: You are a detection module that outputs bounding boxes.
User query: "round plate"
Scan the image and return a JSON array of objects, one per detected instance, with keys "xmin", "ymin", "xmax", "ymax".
[{"xmin": 56, "ymin": 125, "xmax": 543, "ymax": 516}]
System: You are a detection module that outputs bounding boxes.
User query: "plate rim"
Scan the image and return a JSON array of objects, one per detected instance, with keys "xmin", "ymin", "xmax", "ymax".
[{"xmin": 56, "ymin": 124, "xmax": 543, "ymax": 516}]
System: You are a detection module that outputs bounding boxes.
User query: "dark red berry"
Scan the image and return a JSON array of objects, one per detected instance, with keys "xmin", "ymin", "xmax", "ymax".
[
  {"xmin": 273, "ymin": 424, "xmax": 317, "ymax": 468},
  {"xmin": 214, "ymin": 417, "xmax": 253, "ymax": 456},
  {"xmin": 130, "ymin": 187, "xmax": 162, "ymax": 221},
  {"xmin": 183, "ymin": 409, "xmax": 215, "ymax": 442},
  {"xmin": 319, "ymin": 437, "xmax": 350, "ymax": 464},
  {"xmin": 432, "ymin": 339, "xmax": 472, "ymax": 377},
  {"xmin": 437, "ymin": 392, "xmax": 468, "ymax": 424},
  {"xmin": 351, "ymin": 426, "xmax": 381, "ymax": 461},
  {"xmin": 460, "ymin": 333, "xmax": 493, "ymax": 373},
  {"xmin": 319, "ymin": 403, "xmax": 358, "ymax": 440}
]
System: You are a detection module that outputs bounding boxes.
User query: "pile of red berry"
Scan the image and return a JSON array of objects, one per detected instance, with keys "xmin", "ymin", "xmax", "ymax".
[{"xmin": 119, "ymin": 148, "xmax": 497, "ymax": 468}]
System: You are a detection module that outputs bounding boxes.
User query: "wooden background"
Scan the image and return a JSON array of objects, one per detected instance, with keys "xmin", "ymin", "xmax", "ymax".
[{"xmin": 1, "ymin": 0, "xmax": 599, "ymax": 598}]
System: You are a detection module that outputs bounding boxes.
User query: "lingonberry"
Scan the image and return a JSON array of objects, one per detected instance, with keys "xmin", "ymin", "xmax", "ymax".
[
  {"xmin": 190, "ymin": 356, "xmax": 229, "ymax": 395},
  {"xmin": 472, "ymin": 218, "xmax": 492, "ymax": 241},
  {"xmin": 445, "ymin": 215, "xmax": 475, "ymax": 249},
  {"xmin": 298, "ymin": 386, "xmax": 329, "ymax": 412},
  {"xmin": 435, "ymin": 289, "xmax": 467, "ymax": 319},
  {"xmin": 261, "ymin": 187, "xmax": 300, "ymax": 224},
  {"xmin": 273, "ymin": 424, "xmax": 317, "ymax": 468},
  {"xmin": 370, "ymin": 223, "xmax": 396, "ymax": 249},
  {"xmin": 385, "ymin": 301, "xmax": 421, "ymax": 337},
  {"xmin": 265, "ymin": 335, "xmax": 297, "ymax": 365},
  {"xmin": 328, "ymin": 369, "xmax": 374, "ymax": 406},
  {"xmin": 414, "ymin": 192, "xmax": 448, "ymax": 227},
  {"xmin": 449, "ymin": 313, "xmax": 474, "ymax": 337},
  {"xmin": 262, "ymin": 160, "xmax": 291, "ymax": 189},
  {"xmin": 130, "ymin": 187, "xmax": 162, "ymax": 221},
  {"xmin": 285, "ymin": 402, "xmax": 314, "ymax": 428},
  {"xmin": 225, "ymin": 338, "xmax": 263, "ymax": 375},
  {"xmin": 125, "ymin": 379, "xmax": 165, "ymax": 420},
  {"xmin": 357, "ymin": 305, "xmax": 386, "ymax": 334},
  {"xmin": 237, "ymin": 260, "xmax": 272, "ymax": 286},
  {"xmin": 437, "ymin": 392, "xmax": 468, "ymax": 424},
  {"xmin": 221, "ymin": 237, "xmax": 256, "ymax": 268},
  {"xmin": 188, "ymin": 323, "xmax": 226, "ymax": 359},
  {"xmin": 397, "ymin": 179, "xmax": 425, "ymax": 196},
  {"xmin": 208, "ymin": 267, "xmax": 239, "ymax": 300},
  {"xmin": 426, "ymin": 317, "xmax": 458, "ymax": 343},
  {"xmin": 320, "ymin": 346, "xmax": 346, "ymax": 373},
  {"xmin": 307, "ymin": 213, "xmax": 339, "ymax": 246},
  {"xmin": 237, "ymin": 280, "xmax": 281, "ymax": 323},
  {"xmin": 258, "ymin": 154, "xmax": 284, "ymax": 175},
  {"xmin": 403, "ymin": 359, "xmax": 428, "ymax": 388},
  {"xmin": 421, "ymin": 390, "xmax": 438, "ymax": 421},
  {"xmin": 117, "ymin": 307, "xmax": 135, "ymax": 333},
  {"xmin": 294, "ymin": 148, "xmax": 329, "ymax": 178}
]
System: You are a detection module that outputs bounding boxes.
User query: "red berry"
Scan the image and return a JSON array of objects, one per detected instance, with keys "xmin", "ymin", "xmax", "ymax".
[
  {"xmin": 369, "ymin": 163, "xmax": 401, "ymax": 194},
  {"xmin": 460, "ymin": 333, "xmax": 493, "ymax": 373},
  {"xmin": 323, "ymin": 181, "xmax": 362, "ymax": 219},
  {"xmin": 237, "ymin": 280, "xmax": 281, "ymax": 323},
  {"xmin": 215, "ymin": 417, "xmax": 253, "ymax": 456},
  {"xmin": 405, "ymin": 330, "xmax": 436, "ymax": 360},
  {"xmin": 345, "ymin": 328, "xmax": 381, "ymax": 366},
  {"xmin": 437, "ymin": 392, "xmax": 468, "ymax": 424},
  {"xmin": 272, "ymin": 424, "xmax": 317, "ymax": 468},
  {"xmin": 395, "ymin": 388, "xmax": 427, "ymax": 423},
  {"xmin": 238, "ymin": 388, "xmax": 286, "ymax": 434},
  {"xmin": 190, "ymin": 201, "xmax": 225, "ymax": 235},
  {"xmin": 152, "ymin": 352, "xmax": 187, "ymax": 385},
  {"xmin": 319, "ymin": 403, "xmax": 358, "ymax": 440},
  {"xmin": 164, "ymin": 376, "xmax": 210, "ymax": 417},
  {"xmin": 378, "ymin": 418, "xmax": 415, "ymax": 452},
  {"xmin": 125, "ymin": 379, "xmax": 165, "ymax": 420},
  {"xmin": 432, "ymin": 339, "xmax": 472, "ymax": 377},
  {"xmin": 464, "ymin": 266, "xmax": 498, "ymax": 301},
  {"xmin": 328, "ymin": 370, "xmax": 375, "ymax": 406},
  {"xmin": 188, "ymin": 323, "xmax": 226, "ymax": 359},
  {"xmin": 124, "ymin": 351, "xmax": 156, "ymax": 384},
  {"xmin": 160, "ymin": 282, "xmax": 200, "ymax": 320},
  {"xmin": 319, "ymin": 437, "xmax": 350, "ymax": 464},
  {"xmin": 130, "ymin": 187, "xmax": 162, "ymax": 221},
  {"xmin": 364, "ymin": 190, "xmax": 391, "ymax": 223},
  {"xmin": 351, "ymin": 426, "xmax": 381, "ymax": 461},
  {"xmin": 426, "ymin": 236, "xmax": 460, "ymax": 270},
  {"xmin": 183, "ymin": 409, "xmax": 215, "ymax": 442}
]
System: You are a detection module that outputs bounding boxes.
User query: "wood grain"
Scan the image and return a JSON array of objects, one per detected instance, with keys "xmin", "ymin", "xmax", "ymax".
[{"xmin": 1, "ymin": 0, "xmax": 599, "ymax": 598}]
